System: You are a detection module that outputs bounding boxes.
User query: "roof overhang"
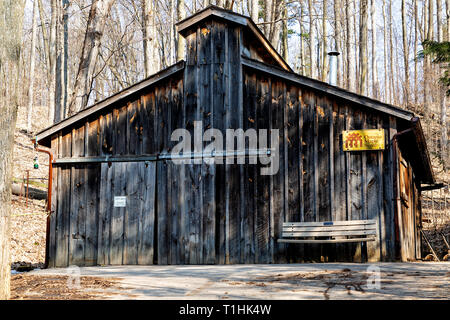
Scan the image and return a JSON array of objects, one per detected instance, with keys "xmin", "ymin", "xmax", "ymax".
[
  {"xmin": 396, "ymin": 117, "xmax": 435, "ymax": 185},
  {"xmin": 176, "ymin": 5, "xmax": 292, "ymax": 72}
]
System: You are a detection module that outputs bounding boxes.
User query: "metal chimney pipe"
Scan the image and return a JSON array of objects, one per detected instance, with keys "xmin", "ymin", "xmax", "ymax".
[{"xmin": 328, "ymin": 51, "xmax": 340, "ymax": 86}]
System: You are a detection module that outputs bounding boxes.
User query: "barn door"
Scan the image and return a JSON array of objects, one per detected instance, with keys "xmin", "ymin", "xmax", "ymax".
[
  {"xmin": 396, "ymin": 149, "xmax": 416, "ymax": 261},
  {"xmin": 97, "ymin": 161, "xmax": 156, "ymax": 265}
]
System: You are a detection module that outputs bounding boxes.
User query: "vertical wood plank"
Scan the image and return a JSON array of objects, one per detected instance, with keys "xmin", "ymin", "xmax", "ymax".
[
  {"xmin": 242, "ymin": 71, "xmax": 257, "ymax": 264},
  {"xmin": 317, "ymin": 95, "xmax": 331, "ymax": 222},
  {"xmin": 255, "ymin": 76, "xmax": 271, "ymax": 263},
  {"xmin": 382, "ymin": 116, "xmax": 397, "ymax": 261},
  {"xmin": 333, "ymin": 102, "xmax": 348, "ymax": 261},
  {"xmin": 301, "ymin": 89, "xmax": 316, "ymax": 261},
  {"xmin": 365, "ymin": 113, "xmax": 382, "ymax": 262},
  {"xmin": 56, "ymin": 131, "xmax": 71, "ymax": 267},
  {"xmin": 48, "ymin": 135, "xmax": 59, "ymax": 267},
  {"xmin": 198, "ymin": 29, "xmax": 216, "ymax": 264},
  {"xmin": 271, "ymin": 79, "xmax": 285, "ymax": 263},
  {"xmin": 141, "ymin": 92, "xmax": 156, "ymax": 155},
  {"xmin": 226, "ymin": 25, "xmax": 243, "ymax": 264},
  {"xmin": 348, "ymin": 108, "xmax": 364, "ymax": 262},
  {"xmin": 85, "ymin": 163, "xmax": 99, "ymax": 266},
  {"xmin": 123, "ymin": 162, "xmax": 139, "ymax": 265},
  {"xmin": 110, "ymin": 162, "xmax": 124, "ymax": 265},
  {"xmin": 211, "ymin": 22, "xmax": 227, "ymax": 264},
  {"xmin": 138, "ymin": 161, "xmax": 156, "ymax": 264},
  {"xmin": 97, "ymin": 162, "xmax": 112, "ymax": 265}
]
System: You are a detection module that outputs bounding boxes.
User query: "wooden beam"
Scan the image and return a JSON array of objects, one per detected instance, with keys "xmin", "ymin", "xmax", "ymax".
[
  {"xmin": 283, "ymin": 220, "xmax": 377, "ymax": 227},
  {"xmin": 176, "ymin": 7, "xmax": 248, "ymax": 35},
  {"xmin": 278, "ymin": 238, "xmax": 376, "ymax": 244}
]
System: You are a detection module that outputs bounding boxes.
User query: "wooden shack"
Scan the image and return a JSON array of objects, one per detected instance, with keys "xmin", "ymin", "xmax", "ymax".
[{"xmin": 36, "ymin": 6, "xmax": 436, "ymax": 267}]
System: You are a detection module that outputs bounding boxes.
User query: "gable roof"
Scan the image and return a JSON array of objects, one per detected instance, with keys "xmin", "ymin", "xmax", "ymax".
[
  {"xmin": 176, "ymin": 5, "xmax": 293, "ymax": 72},
  {"xmin": 35, "ymin": 61, "xmax": 185, "ymax": 147}
]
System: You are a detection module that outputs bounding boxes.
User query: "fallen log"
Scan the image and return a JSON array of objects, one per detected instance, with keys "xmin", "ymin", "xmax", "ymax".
[{"xmin": 11, "ymin": 183, "xmax": 47, "ymax": 200}]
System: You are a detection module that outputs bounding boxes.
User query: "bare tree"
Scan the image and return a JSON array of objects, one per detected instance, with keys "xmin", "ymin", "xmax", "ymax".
[
  {"xmin": 447, "ymin": 0, "xmax": 450, "ymax": 41},
  {"xmin": 48, "ymin": 0, "xmax": 57, "ymax": 123},
  {"xmin": 26, "ymin": 0, "xmax": 39, "ymax": 132},
  {"xmin": 370, "ymin": 0, "xmax": 378, "ymax": 98},
  {"xmin": 143, "ymin": 0, "xmax": 159, "ymax": 77},
  {"xmin": 281, "ymin": 0, "xmax": 288, "ymax": 61},
  {"xmin": 359, "ymin": 0, "xmax": 368, "ymax": 95},
  {"xmin": 68, "ymin": 0, "xmax": 115, "ymax": 115},
  {"xmin": 333, "ymin": 0, "xmax": 340, "ymax": 85},
  {"xmin": 322, "ymin": 0, "xmax": 328, "ymax": 81},
  {"xmin": 176, "ymin": 0, "xmax": 186, "ymax": 61},
  {"xmin": 250, "ymin": 0, "xmax": 259, "ymax": 22},
  {"xmin": 402, "ymin": 0, "xmax": 410, "ymax": 107},
  {"xmin": 0, "ymin": 0, "xmax": 26, "ymax": 300},
  {"xmin": 309, "ymin": 0, "xmax": 317, "ymax": 78}
]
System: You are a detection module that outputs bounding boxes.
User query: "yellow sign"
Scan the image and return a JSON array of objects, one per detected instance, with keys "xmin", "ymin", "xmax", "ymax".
[{"xmin": 343, "ymin": 129, "xmax": 385, "ymax": 151}]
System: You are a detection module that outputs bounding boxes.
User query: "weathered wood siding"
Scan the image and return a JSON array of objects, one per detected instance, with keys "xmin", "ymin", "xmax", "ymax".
[
  {"xmin": 47, "ymin": 18, "xmax": 421, "ymax": 266},
  {"xmin": 48, "ymin": 74, "xmax": 183, "ymax": 267},
  {"xmin": 240, "ymin": 68, "xmax": 400, "ymax": 263}
]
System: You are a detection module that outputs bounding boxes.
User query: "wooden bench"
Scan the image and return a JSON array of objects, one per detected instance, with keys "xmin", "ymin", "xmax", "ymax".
[{"xmin": 278, "ymin": 219, "xmax": 378, "ymax": 244}]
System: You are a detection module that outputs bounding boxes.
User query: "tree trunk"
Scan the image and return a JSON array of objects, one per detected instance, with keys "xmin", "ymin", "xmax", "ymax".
[
  {"xmin": 402, "ymin": 0, "xmax": 410, "ymax": 107},
  {"xmin": 176, "ymin": 0, "xmax": 186, "ymax": 61},
  {"xmin": 250, "ymin": 0, "xmax": 258, "ymax": 22},
  {"xmin": 281, "ymin": 0, "xmax": 288, "ymax": 61},
  {"xmin": 334, "ymin": 0, "xmax": 341, "ymax": 86},
  {"xmin": 0, "ymin": 0, "xmax": 25, "ymax": 300},
  {"xmin": 322, "ymin": 0, "xmax": 328, "ymax": 82},
  {"xmin": 359, "ymin": 0, "xmax": 368, "ymax": 95},
  {"xmin": 68, "ymin": 0, "xmax": 115, "ymax": 116},
  {"xmin": 388, "ymin": 0, "xmax": 395, "ymax": 104},
  {"xmin": 264, "ymin": 0, "xmax": 273, "ymax": 37},
  {"xmin": 346, "ymin": 0, "xmax": 351, "ymax": 89},
  {"xmin": 26, "ymin": 0, "xmax": 38, "ymax": 132},
  {"xmin": 170, "ymin": 0, "xmax": 175, "ymax": 65},
  {"xmin": 309, "ymin": 0, "xmax": 316, "ymax": 78},
  {"xmin": 350, "ymin": 0, "xmax": 359, "ymax": 91},
  {"xmin": 414, "ymin": 0, "xmax": 418, "ymax": 106},
  {"xmin": 63, "ymin": 0, "xmax": 69, "ymax": 119},
  {"xmin": 269, "ymin": 0, "xmax": 283, "ymax": 49},
  {"xmin": 48, "ymin": 0, "xmax": 57, "ymax": 123},
  {"xmin": 371, "ymin": 0, "xmax": 378, "ymax": 98},
  {"xmin": 446, "ymin": 0, "xmax": 450, "ymax": 41},
  {"xmin": 437, "ymin": 0, "xmax": 448, "ymax": 168},
  {"xmin": 383, "ymin": 0, "xmax": 389, "ymax": 102},
  {"xmin": 298, "ymin": 1, "xmax": 305, "ymax": 75},
  {"xmin": 55, "ymin": 0, "xmax": 66, "ymax": 123},
  {"xmin": 143, "ymin": 0, "xmax": 159, "ymax": 77}
]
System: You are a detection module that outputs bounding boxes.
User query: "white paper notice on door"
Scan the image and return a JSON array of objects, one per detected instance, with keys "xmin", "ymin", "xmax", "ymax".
[{"xmin": 114, "ymin": 196, "xmax": 127, "ymax": 207}]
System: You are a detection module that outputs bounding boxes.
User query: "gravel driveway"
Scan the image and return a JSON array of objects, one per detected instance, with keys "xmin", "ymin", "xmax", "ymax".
[{"xmin": 26, "ymin": 262, "xmax": 449, "ymax": 300}]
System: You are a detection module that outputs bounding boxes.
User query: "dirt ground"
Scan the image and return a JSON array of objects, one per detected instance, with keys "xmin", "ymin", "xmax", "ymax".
[
  {"xmin": 10, "ymin": 274, "xmax": 132, "ymax": 300},
  {"xmin": 17, "ymin": 263, "xmax": 449, "ymax": 300}
]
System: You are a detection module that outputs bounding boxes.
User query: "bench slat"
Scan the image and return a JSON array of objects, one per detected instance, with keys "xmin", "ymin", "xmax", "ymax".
[
  {"xmin": 282, "ymin": 230, "xmax": 377, "ymax": 237},
  {"xmin": 282, "ymin": 220, "xmax": 376, "ymax": 227},
  {"xmin": 282, "ymin": 225, "xmax": 377, "ymax": 232},
  {"xmin": 278, "ymin": 238, "xmax": 376, "ymax": 244}
]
